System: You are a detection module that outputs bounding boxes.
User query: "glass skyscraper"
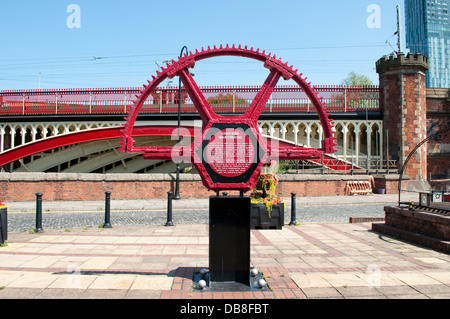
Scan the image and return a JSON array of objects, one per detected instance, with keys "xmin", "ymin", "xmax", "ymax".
[{"xmin": 405, "ymin": 0, "xmax": 450, "ymax": 88}]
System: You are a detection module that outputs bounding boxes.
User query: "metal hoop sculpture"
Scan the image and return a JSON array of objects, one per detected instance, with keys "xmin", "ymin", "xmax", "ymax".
[{"xmin": 120, "ymin": 45, "xmax": 337, "ymax": 192}]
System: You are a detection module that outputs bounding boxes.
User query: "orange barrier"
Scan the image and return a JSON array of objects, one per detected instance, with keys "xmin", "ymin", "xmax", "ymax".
[{"xmin": 345, "ymin": 180, "xmax": 373, "ymax": 196}]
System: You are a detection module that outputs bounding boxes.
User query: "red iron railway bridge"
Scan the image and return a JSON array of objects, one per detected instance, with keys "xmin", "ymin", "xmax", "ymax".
[
  {"xmin": 0, "ymin": 85, "xmax": 385, "ymax": 174},
  {"xmin": 0, "ymin": 85, "xmax": 380, "ymax": 115}
]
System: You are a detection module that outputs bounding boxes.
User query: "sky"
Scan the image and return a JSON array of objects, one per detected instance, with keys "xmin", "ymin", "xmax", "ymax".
[{"xmin": 0, "ymin": 0, "xmax": 406, "ymax": 90}]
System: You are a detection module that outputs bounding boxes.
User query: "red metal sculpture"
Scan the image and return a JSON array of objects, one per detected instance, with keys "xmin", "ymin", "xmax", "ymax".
[{"xmin": 120, "ymin": 45, "xmax": 337, "ymax": 192}]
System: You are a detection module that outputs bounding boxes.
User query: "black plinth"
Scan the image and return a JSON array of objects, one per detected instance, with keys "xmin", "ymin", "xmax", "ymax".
[{"xmin": 209, "ymin": 196, "xmax": 251, "ymax": 288}]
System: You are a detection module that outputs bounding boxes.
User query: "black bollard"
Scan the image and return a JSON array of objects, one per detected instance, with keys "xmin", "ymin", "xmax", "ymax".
[
  {"xmin": 103, "ymin": 191, "xmax": 112, "ymax": 228},
  {"xmin": 0, "ymin": 204, "xmax": 7, "ymax": 245},
  {"xmin": 35, "ymin": 193, "xmax": 44, "ymax": 233},
  {"xmin": 165, "ymin": 191, "xmax": 174, "ymax": 227},
  {"xmin": 289, "ymin": 192, "xmax": 298, "ymax": 226}
]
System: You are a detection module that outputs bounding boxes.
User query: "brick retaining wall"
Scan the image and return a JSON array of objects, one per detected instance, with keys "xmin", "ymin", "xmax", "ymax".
[
  {"xmin": 384, "ymin": 206, "xmax": 450, "ymax": 241},
  {"xmin": 373, "ymin": 206, "xmax": 450, "ymax": 253},
  {"xmin": 0, "ymin": 173, "xmax": 401, "ymax": 202}
]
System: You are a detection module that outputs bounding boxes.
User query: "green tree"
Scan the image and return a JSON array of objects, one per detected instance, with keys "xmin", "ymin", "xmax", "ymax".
[
  {"xmin": 207, "ymin": 93, "xmax": 248, "ymax": 105},
  {"xmin": 341, "ymin": 72, "xmax": 374, "ymax": 86}
]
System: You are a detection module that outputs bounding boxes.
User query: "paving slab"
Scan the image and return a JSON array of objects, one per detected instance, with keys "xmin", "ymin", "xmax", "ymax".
[
  {"xmin": 319, "ymin": 273, "xmax": 369, "ymax": 288},
  {"xmin": 0, "ymin": 288, "xmax": 44, "ymax": 299},
  {"xmin": 291, "ymin": 273, "xmax": 333, "ymax": 288},
  {"xmin": 124, "ymin": 290, "xmax": 162, "ymax": 299},
  {"xmin": 423, "ymin": 271, "xmax": 450, "ymax": 284},
  {"xmin": 1, "ymin": 219, "xmax": 449, "ymax": 300},
  {"xmin": 336, "ymin": 286, "xmax": 386, "ymax": 298},
  {"xmin": 412, "ymin": 284, "xmax": 450, "ymax": 296},
  {"xmin": 0, "ymin": 271, "xmax": 23, "ymax": 287},
  {"xmin": 130, "ymin": 275, "xmax": 174, "ymax": 290},
  {"xmin": 36, "ymin": 288, "xmax": 86, "ymax": 299},
  {"xmin": 47, "ymin": 273, "xmax": 98, "ymax": 290},
  {"xmin": 79, "ymin": 289, "xmax": 128, "ymax": 299},
  {"xmin": 301, "ymin": 287, "xmax": 344, "ymax": 299},
  {"xmin": 79, "ymin": 257, "xmax": 118, "ymax": 270},
  {"xmin": 88, "ymin": 274, "xmax": 137, "ymax": 290},
  {"xmin": 389, "ymin": 272, "xmax": 443, "ymax": 286},
  {"xmin": 6, "ymin": 272, "xmax": 59, "ymax": 289}
]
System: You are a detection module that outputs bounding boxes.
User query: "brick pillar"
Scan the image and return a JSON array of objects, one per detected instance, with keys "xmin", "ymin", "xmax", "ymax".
[{"xmin": 376, "ymin": 53, "xmax": 429, "ymax": 180}]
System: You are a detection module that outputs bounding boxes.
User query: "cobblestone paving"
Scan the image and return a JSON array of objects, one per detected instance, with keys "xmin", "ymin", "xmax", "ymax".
[{"xmin": 7, "ymin": 204, "xmax": 388, "ymax": 232}]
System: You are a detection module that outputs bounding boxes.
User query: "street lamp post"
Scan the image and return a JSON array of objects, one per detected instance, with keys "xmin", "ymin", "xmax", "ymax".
[{"xmin": 174, "ymin": 46, "xmax": 189, "ymax": 200}]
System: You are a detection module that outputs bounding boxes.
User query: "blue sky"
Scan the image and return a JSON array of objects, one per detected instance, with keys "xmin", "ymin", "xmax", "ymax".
[{"xmin": 0, "ymin": 0, "xmax": 405, "ymax": 90}]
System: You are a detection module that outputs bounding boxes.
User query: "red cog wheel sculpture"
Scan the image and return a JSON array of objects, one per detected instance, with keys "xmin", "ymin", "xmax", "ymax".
[{"xmin": 120, "ymin": 44, "xmax": 337, "ymax": 192}]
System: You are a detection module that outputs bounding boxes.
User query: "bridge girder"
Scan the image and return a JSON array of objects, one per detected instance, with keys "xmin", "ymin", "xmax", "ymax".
[
  {"xmin": 0, "ymin": 126, "xmax": 190, "ymax": 174},
  {"xmin": 16, "ymin": 140, "xmax": 120, "ymax": 173},
  {"xmin": 0, "ymin": 120, "xmax": 384, "ymax": 173}
]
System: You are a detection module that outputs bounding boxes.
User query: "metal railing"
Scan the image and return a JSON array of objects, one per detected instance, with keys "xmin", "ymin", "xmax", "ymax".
[
  {"xmin": 291, "ymin": 159, "xmax": 398, "ymax": 174},
  {"xmin": 0, "ymin": 85, "xmax": 381, "ymax": 116}
]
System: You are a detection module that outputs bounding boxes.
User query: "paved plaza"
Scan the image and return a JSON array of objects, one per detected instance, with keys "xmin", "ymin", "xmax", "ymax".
[{"xmin": 0, "ymin": 194, "xmax": 449, "ymax": 300}]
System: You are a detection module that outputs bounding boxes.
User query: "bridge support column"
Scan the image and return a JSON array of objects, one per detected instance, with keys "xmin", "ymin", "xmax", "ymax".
[
  {"xmin": 342, "ymin": 126, "xmax": 348, "ymax": 161},
  {"xmin": 293, "ymin": 126, "xmax": 299, "ymax": 145},
  {"xmin": 306, "ymin": 125, "xmax": 311, "ymax": 148},
  {"xmin": 0, "ymin": 128, "xmax": 4, "ymax": 153},
  {"xmin": 367, "ymin": 126, "xmax": 373, "ymax": 169},
  {"xmin": 355, "ymin": 127, "xmax": 361, "ymax": 165},
  {"xmin": 318, "ymin": 126, "xmax": 323, "ymax": 150}
]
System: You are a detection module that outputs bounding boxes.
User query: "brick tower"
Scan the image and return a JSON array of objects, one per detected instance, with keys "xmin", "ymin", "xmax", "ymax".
[{"xmin": 376, "ymin": 52, "xmax": 429, "ymax": 180}]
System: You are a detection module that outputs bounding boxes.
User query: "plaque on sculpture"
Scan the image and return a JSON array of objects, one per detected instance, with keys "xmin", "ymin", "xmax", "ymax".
[
  {"xmin": 196, "ymin": 124, "xmax": 264, "ymax": 186},
  {"xmin": 206, "ymin": 129, "xmax": 254, "ymax": 177}
]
